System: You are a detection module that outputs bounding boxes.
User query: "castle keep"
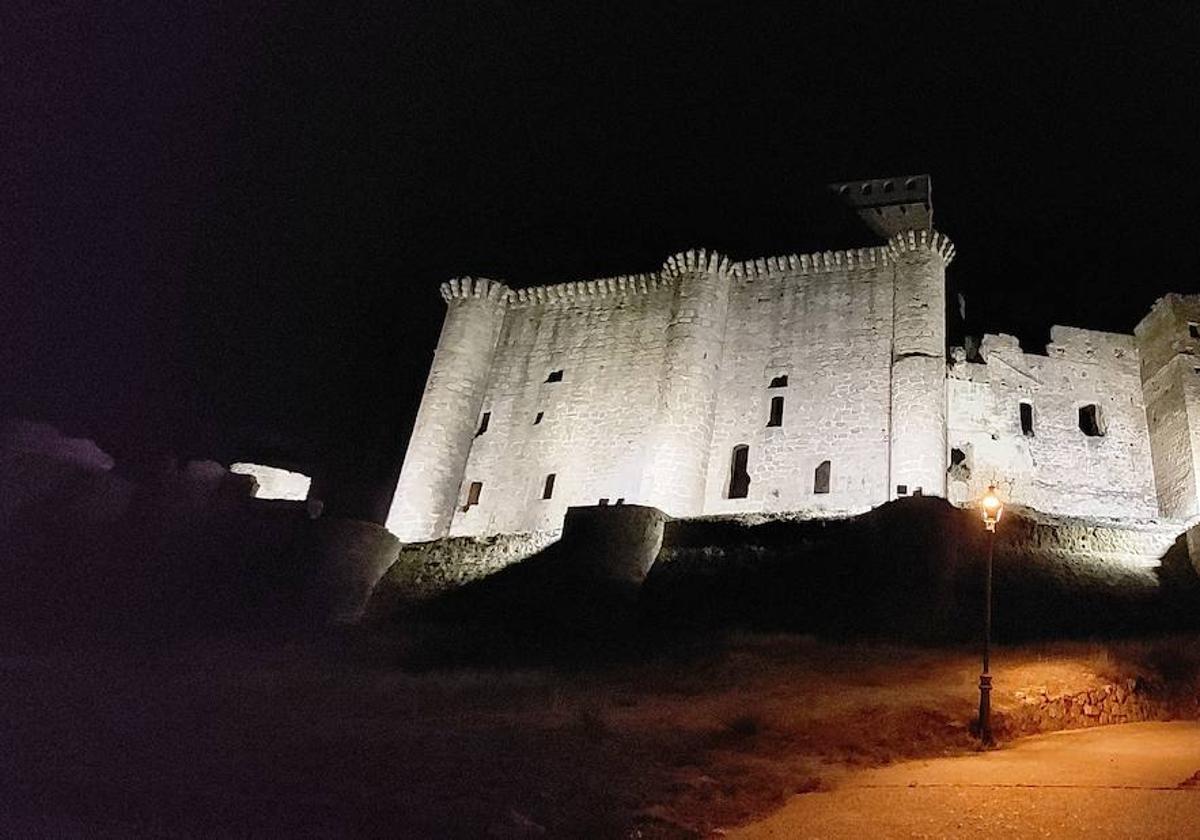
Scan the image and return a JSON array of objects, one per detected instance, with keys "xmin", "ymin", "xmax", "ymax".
[{"xmin": 386, "ymin": 177, "xmax": 1200, "ymax": 545}]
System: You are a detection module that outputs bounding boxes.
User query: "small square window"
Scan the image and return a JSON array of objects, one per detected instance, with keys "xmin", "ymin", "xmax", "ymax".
[
  {"xmin": 896, "ymin": 484, "xmax": 908, "ymax": 496},
  {"xmin": 463, "ymin": 481, "xmax": 483, "ymax": 511},
  {"xmin": 598, "ymin": 498, "xmax": 610, "ymax": 506}
]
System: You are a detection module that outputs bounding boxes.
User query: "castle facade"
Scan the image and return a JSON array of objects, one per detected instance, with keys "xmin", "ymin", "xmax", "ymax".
[{"xmin": 386, "ymin": 178, "xmax": 1200, "ymax": 543}]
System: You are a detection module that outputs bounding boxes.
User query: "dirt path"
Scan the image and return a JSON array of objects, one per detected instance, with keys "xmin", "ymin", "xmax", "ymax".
[{"xmin": 729, "ymin": 721, "xmax": 1200, "ymax": 839}]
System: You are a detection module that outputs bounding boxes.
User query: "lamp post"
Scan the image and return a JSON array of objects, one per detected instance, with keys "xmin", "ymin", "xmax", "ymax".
[{"xmin": 977, "ymin": 485, "xmax": 1004, "ymax": 747}]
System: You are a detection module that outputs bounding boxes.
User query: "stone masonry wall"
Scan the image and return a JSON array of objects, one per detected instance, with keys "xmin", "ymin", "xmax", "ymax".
[
  {"xmin": 387, "ymin": 278, "xmax": 509, "ymax": 541},
  {"xmin": 1135, "ymin": 294, "xmax": 1200, "ymax": 520},
  {"xmin": 449, "ymin": 271, "xmax": 678, "ymax": 536},
  {"xmin": 387, "ymin": 235, "xmax": 1188, "ymax": 541},
  {"xmin": 702, "ymin": 248, "xmax": 896, "ymax": 516},
  {"xmin": 947, "ymin": 326, "xmax": 1158, "ymax": 520}
]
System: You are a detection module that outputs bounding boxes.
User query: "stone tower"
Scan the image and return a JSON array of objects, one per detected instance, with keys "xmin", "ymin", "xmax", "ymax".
[
  {"xmin": 887, "ymin": 229, "xmax": 955, "ymax": 498},
  {"xmin": 1135, "ymin": 293, "xmax": 1200, "ymax": 520},
  {"xmin": 639, "ymin": 249, "xmax": 732, "ymax": 516},
  {"xmin": 385, "ymin": 276, "xmax": 509, "ymax": 542}
]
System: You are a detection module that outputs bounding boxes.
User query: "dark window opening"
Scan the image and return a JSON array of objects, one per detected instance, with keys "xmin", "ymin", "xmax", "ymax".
[
  {"xmin": 1079, "ymin": 404, "xmax": 1104, "ymax": 437},
  {"xmin": 533, "ymin": 412, "xmax": 544, "ymax": 425},
  {"xmin": 768, "ymin": 375, "xmax": 788, "ymax": 388},
  {"xmin": 897, "ymin": 484, "xmax": 908, "ymax": 496},
  {"xmin": 883, "ymin": 180, "xmax": 894, "ymax": 193},
  {"xmin": 463, "ymin": 481, "xmax": 482, "ymax": 511},
  {"xmin": 950, "ymin": 448, "xmax": 966, "ymax": 467},
  {"xmin": 1019, "ymin": 402, "xmax": 1034, "ymax": 437},
  {"xmin": 542, "ymin": 473, "xmax": 556, "ymax": 500},
  {"xmin": 476, "ymin": 412, "xmax": 491, "ymax": 436},
  {"xmin": 1190, "ymin": 323, "xmax": 1200, "ymax": 339},
  {"xmin": 949, "ymin": 446, "xmax": 971, "ymax": 481},
  {"xmin": 905, "ymin": 178, "xmax": 918, "ymax": 190},
  {"xmin": 861, "ymin": 183, "xmax": 872, "ymax": 196},
  {"xmin": 598, "ymin": 498, "xmax": 610, "ymax": 506},
  {"xmin": 616, "ymin": 498, "xmax": 625, "ymax": 505},
  {"xmin": 546, "ymin": 369, "xmax": 563, "ymax": 383},
  {"xmin": 767, "ymin": 396, "xmax": 784, "ymax": 427},
  {"xmin": 728, "ymin": 445, "xmax": 751, "ymax": 499},
  {"xmin": 813, "ymin": 460, "xmax": 831, "ymax": 494},
  {"xmin": 912, "ymin": 487, "xmax": 923, "ymax": 496}
]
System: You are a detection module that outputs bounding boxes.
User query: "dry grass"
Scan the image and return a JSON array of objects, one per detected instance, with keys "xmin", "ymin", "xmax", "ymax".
[{"xmin": 1, "ymin": 629, "xmax": 1196, "ymax": 838}]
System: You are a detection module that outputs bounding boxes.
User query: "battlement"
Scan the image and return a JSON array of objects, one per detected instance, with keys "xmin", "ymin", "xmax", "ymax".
[
  {"xmin": 504, "ymin": 271, "xmax": 671, "ymax": 308},
  {"xmin": 730, "ymin": 246, "xmax": 892, "ymax": 279},
  {"xmin": 662, "ymin": 248, "xmax": 730, "ymax": 277},
  {"xmin": 438, "ymin": 276, "xmax": 511, "ymax": 304},
  {"xmin": 888, "ymin": 229, "xmax": 955, "ymax": 265}
]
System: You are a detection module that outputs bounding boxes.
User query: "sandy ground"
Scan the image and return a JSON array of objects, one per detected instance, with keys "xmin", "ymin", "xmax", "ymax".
[
  {"xmin": 0, "ymin": 629, "xmax": 1192, "ymax": 838},
  {"xmin": 731, "ymin": 721, "xmax": 1200, "ymax": 839}
]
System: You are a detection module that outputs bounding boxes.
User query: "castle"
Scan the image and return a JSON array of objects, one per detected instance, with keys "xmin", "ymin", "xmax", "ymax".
[{"xmin": 385, "ymin": 176, "xmax": 1200, "ymax": 544}]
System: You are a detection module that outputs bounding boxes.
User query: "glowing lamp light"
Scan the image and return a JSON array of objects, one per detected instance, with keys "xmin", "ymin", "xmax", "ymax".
[{"xmin": 980, "ymin": 485, "xmax": 1003, "ymax": 532}]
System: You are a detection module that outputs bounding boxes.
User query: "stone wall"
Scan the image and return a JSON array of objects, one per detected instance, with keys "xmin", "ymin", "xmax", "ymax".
[
  {"xmin": 386, "ymin": 277, "xmax": 509, "ymax": 542},
  {"xmin": 947, "ymin": 326, "xmax": 1158, "ymax": 520},
  {"xmin": 1002, "ymin": 679, "xmax": 1176, "ymax": 735},
  {"xmin": 1135, "ymin": 293, "xmax": 1200, "ymax": 520},
  {"xmin": 449, "ymin": 271, "xmax": 678, "ymax": 536},
  {"xmin": 373, "ymin": 530, "xmax": 561, "ymax": 603},
  {"xmin": 703, "ymin": 248, "xmax": 895, "ymax": 517},
  {"xmin": 385, "ymin": 233, "xmax": 1194, "ymax": 542}
]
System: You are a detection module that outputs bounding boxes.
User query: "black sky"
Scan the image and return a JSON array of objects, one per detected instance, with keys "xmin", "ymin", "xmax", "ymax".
[{"xmin": 5, "ymin": 1, "xmax": 1200, "ymax": 490}]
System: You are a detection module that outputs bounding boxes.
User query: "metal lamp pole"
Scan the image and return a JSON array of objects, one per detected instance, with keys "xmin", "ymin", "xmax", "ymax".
[{"xmin": 978, "ymin": 486, "xmax": 1002, "ymax": 747}]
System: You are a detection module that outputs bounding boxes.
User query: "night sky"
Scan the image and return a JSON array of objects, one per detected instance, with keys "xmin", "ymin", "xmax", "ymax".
[{"xmin": 6, "ymin": 2, "xmax": 1200, "ymax": 501}]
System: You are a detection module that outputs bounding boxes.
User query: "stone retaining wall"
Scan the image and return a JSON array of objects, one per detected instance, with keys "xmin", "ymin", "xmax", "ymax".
[{"xmin": 999, "ymin": 678, "xmax": 1200, "ymax": 739}]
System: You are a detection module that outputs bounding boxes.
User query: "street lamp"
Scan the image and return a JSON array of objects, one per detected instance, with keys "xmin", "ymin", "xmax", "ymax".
[{"xmin": 977, "ymin": 485, "xmax": 1003, "ymax": 746}]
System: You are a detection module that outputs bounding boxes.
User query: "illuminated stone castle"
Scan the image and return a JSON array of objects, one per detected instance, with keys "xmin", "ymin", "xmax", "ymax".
[{"xmin": 386, "ymin": 176, "xmax": 1200, "ymax": 543}]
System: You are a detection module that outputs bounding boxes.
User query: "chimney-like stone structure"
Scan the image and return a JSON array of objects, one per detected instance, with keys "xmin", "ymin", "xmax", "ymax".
[
  {"xmin": 385, "ymin": 276, "xmax": 509, "ymax": 542},
  {"xmin": 887, "ymin": 230, "xmax": 955, "ymax": 498}
]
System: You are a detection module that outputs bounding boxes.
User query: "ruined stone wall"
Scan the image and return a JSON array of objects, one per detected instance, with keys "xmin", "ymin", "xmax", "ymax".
[
  {"xmin": 449, "ymin": 270, "xmax": 678, "ymax": 536},
  {"xmin": 702, "ymin": 247, "xmax": 896, "ymax": 516},
  {"xmin": 947, "ymin": 326, "xmax": 1158, "ymax": 520},
  {"xmin": 1135, "ymin": 294, "xmax": 1200, "ymax": 520}
]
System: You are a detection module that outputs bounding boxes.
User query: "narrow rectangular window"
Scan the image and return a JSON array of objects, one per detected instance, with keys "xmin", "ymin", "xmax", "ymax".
[
  {"xmin": 728, "ymin": 445, "xmax": 751, "ymax": 499},
  {"xmin": 813, "ymin": 460, "xmax": 831, "ymax": 494},
  {"xmin": 1019, "ymin": 402, "xmax": 1034, "ymax": 437},
  {"xmin": 533, "ymin": 412, "xmax": 544, "ymax": 425},
  {"xmin": 1079, "ymin": 404, "xmax": 1104, "ymax": 437},
  {"xmin": 1190, "ymin": 322, "xmax": 1200, "ymax": 339},
  {"xmin": 767, "ymin": 396, "xmax": 784, "ymax": 427},
  {"xmin": 464, "ymin": 481, "xmax": 483, "ymax": 510},
  {"xmin": 546, "ymin": 369, "xmax": 563, "ymax": 383},
  {"xmin": 476, "ymin": 411, "xmax": 491, "ymax": 436},
  {"xmin": 542, "ymin": 473, "xmax": 556, "ymax": 500}
]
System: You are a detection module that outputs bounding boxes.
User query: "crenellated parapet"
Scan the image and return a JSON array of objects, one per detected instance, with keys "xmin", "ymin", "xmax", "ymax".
[
  {"xmin": 887, "ymin": 229, "xmax": 956, "ymax": 265},
  {"xmin": 439, "ymin": 276, "xmax": 511, "ymax": 304},
  {"xmin": 731, "ymin": 246, "xmax": 892, "ymax": 279},
  {"xmin": 505, "ymin": 271, "xmax": 668, "ymax": 307},
  {"xmin": 662, "ymin": 248, "xmax": 730, "ymax": 277}
]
